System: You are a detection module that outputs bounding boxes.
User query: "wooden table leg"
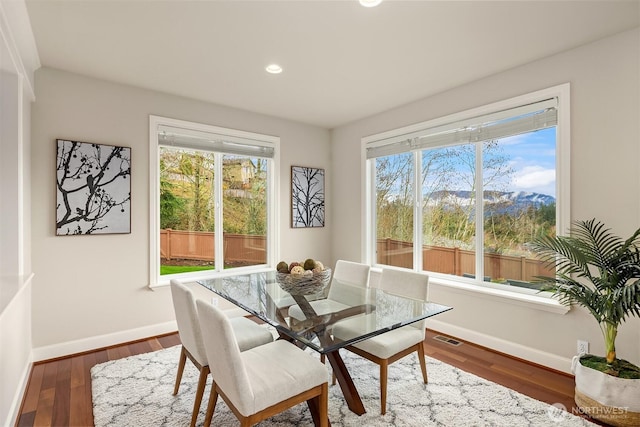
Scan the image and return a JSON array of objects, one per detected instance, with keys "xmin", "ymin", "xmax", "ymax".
[
  {"xmin": 325, "ymin": 350, "xmax": 366, "ymax": 415},
  {"xmin": 289, "ymin": 295, "xmax": 366, "ymax": 415}
]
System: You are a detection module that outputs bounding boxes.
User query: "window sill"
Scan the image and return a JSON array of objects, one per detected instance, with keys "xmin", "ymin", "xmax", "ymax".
[
  {"xmin": 148, "ymin": 265, "xmax": 273, "ymax": 290},
  {"xmin": 369, "ymin": 266, "xmax": 568, "ymax": 314},
  {"xmin": 429, "ymin": 275, "xmax": 569, "ymax": 314}
]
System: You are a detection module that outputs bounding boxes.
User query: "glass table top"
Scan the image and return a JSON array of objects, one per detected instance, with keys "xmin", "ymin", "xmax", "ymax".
[{"xmin": 198, "ymin": 270, "xmax": 452, "ymax": 354}]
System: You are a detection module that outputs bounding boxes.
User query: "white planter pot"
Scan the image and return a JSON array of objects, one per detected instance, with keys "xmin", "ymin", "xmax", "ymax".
[{"xmin": 572, "ymin": 356, "xmax": 640, "ymax": 426}]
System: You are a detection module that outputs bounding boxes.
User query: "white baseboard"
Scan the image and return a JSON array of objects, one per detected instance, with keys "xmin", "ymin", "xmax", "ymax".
[
  {"xmin": 3, "ymin": 353, "xmax": 33, "ymax": 427},
  {"xmin": 29, "ymin": 317, "xmax": 573, "ymax": 371},
  {"xmin": 425, "ymin": 318, "xmax": 573, "ymax": 374},
  {"xmin": 31, "ymin": 320, "xmax": 178, "ymax": 362}
]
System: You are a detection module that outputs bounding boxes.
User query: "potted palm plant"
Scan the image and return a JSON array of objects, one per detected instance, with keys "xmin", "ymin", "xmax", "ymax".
[{"xmin": 531, "ymin": 219, "xmax": 640, "ymax": 426}]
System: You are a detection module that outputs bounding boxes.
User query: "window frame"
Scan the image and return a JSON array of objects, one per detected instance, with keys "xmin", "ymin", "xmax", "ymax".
[
  {"xmin": 149, "ymin": 115, "xmax": 280, "ymax": 287},
  {"xmin": 362, "ymin": 84, "xmax": 570, "ymax": 311}
]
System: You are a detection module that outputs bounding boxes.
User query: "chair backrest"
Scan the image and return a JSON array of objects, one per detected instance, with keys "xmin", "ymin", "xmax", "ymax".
[
  {"xmin": 196, "ymin": 299, "xmax": 254, "ymax": 415},
  {"xmin": 327, "ymin": 260, "xmax": 371, "ymax": 303},
  {"xmin": 170, "ymin": 280, "xmax": 208, "ymax": 365},
  {"xmin": 379, "ymin": 269, "xmax": 429, "ymax": 330}
]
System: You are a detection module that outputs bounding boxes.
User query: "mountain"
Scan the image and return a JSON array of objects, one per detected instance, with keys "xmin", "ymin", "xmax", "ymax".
[{"xmin": 426, "ymin": 190, "xmax": 555, "ymax": 215}]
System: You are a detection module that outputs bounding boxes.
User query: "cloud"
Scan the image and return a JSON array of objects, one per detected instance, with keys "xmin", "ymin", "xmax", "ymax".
[
  {"xmin": 513, "ymin": 166, "xmax": 555, "ymax": 190},
  {"xmin": 498, "ymin": 134, "xmax": 529, "ymax": 146}
]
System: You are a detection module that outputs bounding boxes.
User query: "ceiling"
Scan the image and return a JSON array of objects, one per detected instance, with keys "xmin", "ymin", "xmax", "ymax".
[{"xmin": 25, "ymin": 0, "xmax": 640, "ymax": 129}]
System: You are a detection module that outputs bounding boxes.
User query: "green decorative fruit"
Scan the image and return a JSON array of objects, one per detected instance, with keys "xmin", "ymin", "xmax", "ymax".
[
  {"xmin": 277, "ymin": 261, "xmax": 289, "ymax": 273},
  {"xmin": 303, "ymin": 258, "xmax": 316, "ymax": 270}
]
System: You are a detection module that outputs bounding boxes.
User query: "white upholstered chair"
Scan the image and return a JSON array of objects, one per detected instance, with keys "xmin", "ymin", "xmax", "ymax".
[
  {"xmin": 332, "ymin": 269, "xmax": 430, "ymax": 415},
  {"xmin": 196, "ymin": 299, "xmax": 329, "ymax": 427},
  {"xmin": 288, "ymin": 260, "xmax": 371, "ymax": 321},
  {"xmin": 170, "ymin": 280, "xmax": 274, "ymax": 427},
  {"xmin": 287, "ymin": 260, "xmax": 370, "ymax": 383}
]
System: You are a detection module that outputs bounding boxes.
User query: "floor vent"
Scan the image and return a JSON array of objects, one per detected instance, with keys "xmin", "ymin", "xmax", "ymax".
[{"xmin": 433, "ymin": 335, "xmax": 462, "ymax": 346}]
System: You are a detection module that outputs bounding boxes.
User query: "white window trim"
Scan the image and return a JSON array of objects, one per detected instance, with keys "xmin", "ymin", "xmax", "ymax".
[
  {"xmin": 361, "ymin": 84, "xmax": 570, "ymax": 314},
  {"xmin": 148, "ymin": 115, "xmax": 280, "ymax": 288}
]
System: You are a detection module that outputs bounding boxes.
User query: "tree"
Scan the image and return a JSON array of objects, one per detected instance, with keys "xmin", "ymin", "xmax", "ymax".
[
  {"xmin": 433, "ymin": 140, "xmax": 514, "ymax": 246},
  {"xmin": 179, "ymin": 152, "xmax": 214, "ymax": 231},
  {"xmin": 223, "ymin": 157, "xmax": 267, "ymax": 235},
  {"xmin": 160, "ymin": 150, "xmax": 269, "ymax": 236},
  {"xmin": 369, "ymin": 138, "xmax": 562, "ymax": 261},
  {"xmin": 160, "ymin": 148, "xmax": 215, "ymax": 232},
  {"xmin": 245, "ymin": 158, "xmax": 267, "ymax": 234},
  {"xmin": 375, "ymin": 153, "xmax": 414, "ymax": 242},
  {"xmin": 159, "ymin": 176, "xmax": 185, "ymax": 229}
]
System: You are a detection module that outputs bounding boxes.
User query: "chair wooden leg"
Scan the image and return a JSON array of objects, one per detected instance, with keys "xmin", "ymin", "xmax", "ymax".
[
  {"xmin": 190, "ymin": 366, "xmax": 210, "ymax": 427},
  {"xmin": 173, "ymin": 346, "xmax": 187, "ymax": 395},
  {"xmin": 320, "ymin": 353, "xmax": 336, "ymax": 385},
  {"xmin": 319, "ymin": 383, "xmax": 329, "ymax": 427},
  {"xmin": 307, "ymin": 383, "xmax": 329, "ymax": 427},
  {"xmin": 380, "ymin": 359, "xmax": 388, "ymax": 415},
  {"xmin": 203, "ymin": 382, "xmax": 219, "ymax": 427},
  {"xmin": 417, "ymin": 343, "xmax": 428, "ymax": 383}
]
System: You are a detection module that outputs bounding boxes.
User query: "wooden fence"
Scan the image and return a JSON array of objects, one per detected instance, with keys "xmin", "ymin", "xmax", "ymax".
[
  {"xmin": 376, "ymin": 238, "xmax": 554, "ymax": 282},
  {"xmin": 160, "ymin": 229, "xmax": 266, "ymax": 264},
  {"xmin": 160, "ymin": 230, "xmax": 551, "ymax": 281}
]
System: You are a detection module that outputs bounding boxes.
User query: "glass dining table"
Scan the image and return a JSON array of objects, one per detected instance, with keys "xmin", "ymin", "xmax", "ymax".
[{"xmin": 198, "ymin": 270, "xmax": 452, "ymax": 416}]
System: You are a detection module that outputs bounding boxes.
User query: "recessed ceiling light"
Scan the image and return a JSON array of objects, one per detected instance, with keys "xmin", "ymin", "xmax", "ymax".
[
  {"xmin": 265, "ymin": 64, "xmax": 283, "ymax": 74},
  {"xmin": 359, "ymin": 0, "xmax": 382, "ymax": 7}
]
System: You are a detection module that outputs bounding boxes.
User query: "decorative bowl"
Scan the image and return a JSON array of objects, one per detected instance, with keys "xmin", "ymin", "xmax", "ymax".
[{"xmin": 276, "ymin": 268, "xmax": 332, "ymax": 295}]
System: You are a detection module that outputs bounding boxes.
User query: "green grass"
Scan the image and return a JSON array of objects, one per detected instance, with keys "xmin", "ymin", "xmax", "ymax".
[{"xmin": 160, "ymin": 265, "xmax": 214, "ymax": 275}]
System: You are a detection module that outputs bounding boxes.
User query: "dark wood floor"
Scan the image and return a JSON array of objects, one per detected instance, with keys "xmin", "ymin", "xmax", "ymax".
[
  {"xmin": 15, "ymin": 330, "xmax": 601, "ymax": 427},
  {"xmin": 16, "ymin": 333, "xmax": 181, "ymax": 427}
]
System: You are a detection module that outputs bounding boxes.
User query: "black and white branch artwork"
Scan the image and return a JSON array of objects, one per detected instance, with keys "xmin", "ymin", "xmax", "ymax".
[
  {"xmin": 56, "ymin": 139, "xmax": 131, "ymax": 235},
  {"xmin": 291, "ymin": 166, "xmax": 325, "ymax": 228}
]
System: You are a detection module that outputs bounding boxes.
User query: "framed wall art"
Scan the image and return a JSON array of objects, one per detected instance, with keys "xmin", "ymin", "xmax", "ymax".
[
  {"xmin": 291, "ymin": 165, "xmax": 325, "ymax": 228},
  {"xmin": 56, "ymin": 139, "xmax": 131, "ymax": 235}
]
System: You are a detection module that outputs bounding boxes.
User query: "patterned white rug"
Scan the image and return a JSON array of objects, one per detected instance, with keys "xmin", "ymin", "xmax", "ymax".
[{"xmin": 92, "ymin": 345, "xmax": 595, "ymax": 426}]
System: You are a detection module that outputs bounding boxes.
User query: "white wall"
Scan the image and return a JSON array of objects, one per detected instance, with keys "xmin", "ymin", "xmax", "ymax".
[
  {"xmin": 30, "ymin": 68, "xmax": 331, "ymax": 358},
  {"xmin": 0, "ymin": 0, "xmax": 36, "ymax": 423},
  {"xmin": 331, "ymin": 28, "xmax": 640, "ymax": 372}
]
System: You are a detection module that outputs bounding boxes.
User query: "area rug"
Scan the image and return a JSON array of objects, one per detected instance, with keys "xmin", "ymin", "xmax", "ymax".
[{"xmin": 92, "ymin": 345, "xmax": 595, "ymax": 426}]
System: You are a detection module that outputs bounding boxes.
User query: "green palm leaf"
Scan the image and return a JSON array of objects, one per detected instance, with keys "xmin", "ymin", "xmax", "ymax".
[{"xmin": 531, "ymin": 219, "xmax": 640, "ymax": 366}]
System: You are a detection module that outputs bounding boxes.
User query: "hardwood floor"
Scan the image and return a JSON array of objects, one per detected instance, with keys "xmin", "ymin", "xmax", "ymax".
[
  {"xmin": 15, "ymin": 330, "xmax": 602, "ymax": 426},
  {"xmin": 423, "ymin": 331, "xmax": 593, "ymax": 423},
  {"xmin": 16, "ymin": 333, "xmax": 181, "ymax": 427}
]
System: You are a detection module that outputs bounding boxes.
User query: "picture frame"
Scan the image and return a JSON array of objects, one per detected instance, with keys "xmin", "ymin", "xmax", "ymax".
[
  {"xmin": 291, "ymin": 165, "xmax": 325, "ymax": 228},
  {"xmin": 56, "ymin": 139, "xmax": 131, "ymax": 235}
]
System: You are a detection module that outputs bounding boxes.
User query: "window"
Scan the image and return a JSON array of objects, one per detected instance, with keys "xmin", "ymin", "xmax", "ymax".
[
  {"xmin": 364, "ymin": 85, "xmax": 569, "ymax": 294},
  {"xmin": 150, "ymin": 116, "xmax": 279, "ymax": 286}
]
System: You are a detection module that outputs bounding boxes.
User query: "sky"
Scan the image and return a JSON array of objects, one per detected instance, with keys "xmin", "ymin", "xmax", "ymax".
[
  {"xmin": 501, "ymin": 127, "xmax": 556, "ymax": 197},
  {"xmin": 377, "ymin": 125, "xmax": 557, "ymax": 200}
]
